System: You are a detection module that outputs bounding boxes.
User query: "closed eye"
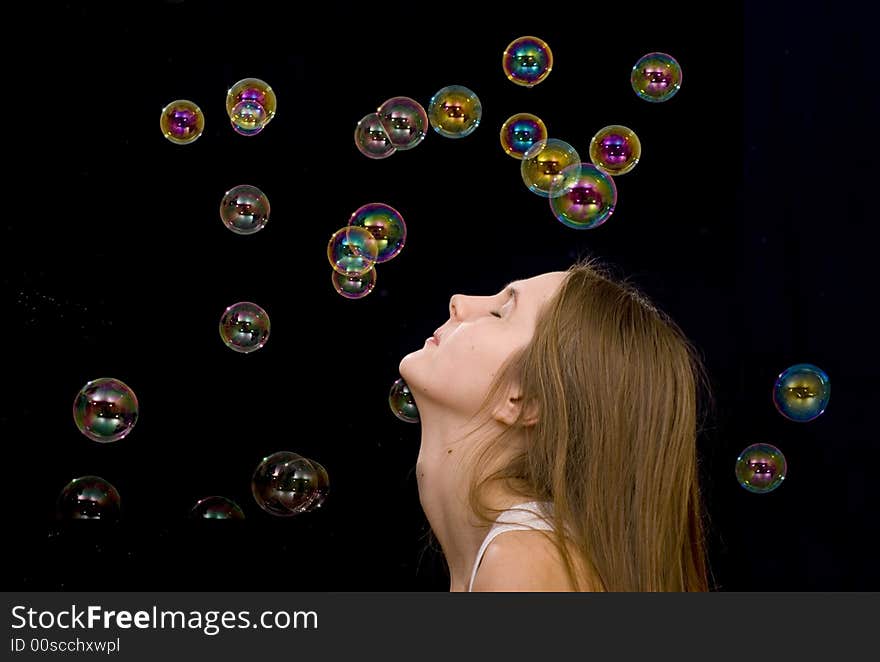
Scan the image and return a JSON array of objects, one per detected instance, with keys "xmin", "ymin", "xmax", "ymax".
[{"xmin": 491, "ymin": 311, "xmax": 502, "ymax": 318}]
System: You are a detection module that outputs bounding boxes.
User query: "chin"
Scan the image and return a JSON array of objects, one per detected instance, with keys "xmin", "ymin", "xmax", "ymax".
[{"xmin": 398, "ymin": 349, "xmax": 421, "ymax": 383}]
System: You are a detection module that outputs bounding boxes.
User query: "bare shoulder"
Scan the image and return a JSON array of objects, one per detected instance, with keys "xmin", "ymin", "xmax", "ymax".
[{"xmin": 471, "ymin": 529, "xmax": 597, "ymax": 592}]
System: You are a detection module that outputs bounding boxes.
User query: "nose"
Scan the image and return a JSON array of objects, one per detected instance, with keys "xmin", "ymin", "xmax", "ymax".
[{"xmin": 449, "ymin": 293, "xmax": 488, "ymax": 321}]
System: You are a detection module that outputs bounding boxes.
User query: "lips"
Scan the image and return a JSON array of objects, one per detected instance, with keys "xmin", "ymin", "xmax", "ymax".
[{"xmin": 432, "ymin": 329, "xmax": 442, "ymax": 344}]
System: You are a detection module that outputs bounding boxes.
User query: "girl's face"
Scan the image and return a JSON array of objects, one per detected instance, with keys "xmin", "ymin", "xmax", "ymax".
[{"xmin": 399, "ymin": 271, "xmax": 566, "ymax": 418}]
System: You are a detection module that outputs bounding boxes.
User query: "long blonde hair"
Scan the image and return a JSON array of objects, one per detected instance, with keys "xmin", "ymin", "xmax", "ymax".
[{"xmin": 445, "ymin": 256, "xmax": 715, "ymax": 591}]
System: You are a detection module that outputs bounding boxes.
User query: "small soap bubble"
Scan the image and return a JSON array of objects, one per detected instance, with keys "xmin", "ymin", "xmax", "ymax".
[
  {"xmin": 332, "ymin": 267, "xmax": 377, "ymax": 299},
  {"xmin": 520, "ymin": 138, "xmax": 581, "ymax": 198},
  {"xmin": 631, "ymin": 52, "xmax": 682, "ymax": 102},
  {"xmin": 589, "ymin": 125, "xmax": 642, "ymax": 175},
  {"xmin": 377, "ymin": 96, "xmax": 428, "ymax": 150},
  {"xmin": 389, "ymin": 377, "xmax": 419, "ymax": 423},
  {"xmin": 219, "ymin": 302, "xmax": 271, "ymax": 353},
  {"xmin": 73, "ymin": 377, "xmax": 139, "ymax": 443},
  {"xmin": 226, "ymin": 77, "xmax": 277, "ymax": 127},
  {"xmin": 348, "ymin": 203, "xmax": 406, "ymax": 263},
  {"xmin": 189, "ymin": 496, "xmax": 245, "ymax": 520},
  {"xmin": 230, "ymin": 100, "xmax": 268, "ymax": 136},
  {"xmin": 549, "ymin": 162, "xmax": 618, "ymax": 229},
  {"xmin": 220, "ymin": 184, "xmax": 270, "ymax": 235},
  {"xmin": 503, "ymin": 36, "xmax": 553, "ymax": 87},
  {"xmin": 304, "ymin": 459, "xmax": 330, "ymax": 511},
  {"xmin": 500, "ymin": 113, "xmax": 548, "ymax": 159},
  {"xmin": 160, "ymin": 99, "xmax": 204, "ymax": 144},
  {"xmin": 735, "ymin": 443, "xmax": 787, "ymax": 493},
  {"xmin": 57, "ymin": 476, "xmax": 121, "ymax": 521},
  {"xmin": 252, "ymin": 452, "xmax": 318, "ymax": 517},
  {"xmin": 328, "ymin": 226, "xmax": 379, "ymax": 277},
  {"xmin": 773, "ymin": 363, "xmax": 830, "ymax": 422},
  {"xmin": 355, "ymin": 112, "xmax": 396, "ymax": 159},
  {"xmin": 427, "ymin": 85, "xmax": 482, "ymax": 139}
]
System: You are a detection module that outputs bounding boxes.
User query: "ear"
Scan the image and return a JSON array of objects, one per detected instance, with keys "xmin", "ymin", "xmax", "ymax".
[{"xmin": 492, "ymin": 384, "xmax": 539, "ymax": 428}]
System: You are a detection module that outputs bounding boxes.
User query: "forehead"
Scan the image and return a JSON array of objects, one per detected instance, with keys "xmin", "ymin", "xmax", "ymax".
[{"xmin": 507, "ymin": 271, "xmax": 567, "ymax": 298}]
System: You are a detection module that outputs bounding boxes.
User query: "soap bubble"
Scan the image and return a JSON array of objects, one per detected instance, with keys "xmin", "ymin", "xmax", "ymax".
[
  {"xmin": 503, "ymin": 36, "xmax": 553, "ymax": 87},
  {"xmin": 73, "ymin": 378, "xmax": 139, "ymax": 443},
  {"xmin": 428, "ymin": 85, "xmax": 482, "ymax": 138},
  {"xmin": 500, "ymin": 113, "xmax": 548, "ymax": 159},
  {"xmin": 548, "ymin": 162, "xmax": 618, "ymax": 229},
  {"xmin": 226, "ymin": 78, "xmax": 277, "ymax": 133},
  {"xmin": 631, "ymin": 52, "xmax": 682, "ymax": 102},
  {"xmin": 57, "ymin": 476, "xmax": 121, "ymax": 521},
  {"xmin": 189, "ymin": 496, "xmax": 245, "ymax": 520},
  {"xmin": 304, "ymin": 459, "xmax": 330, "ymax": 511},
  {"xmin": 521, "ymin": 138, "xmax": 581, "ymax": 198},
  {"xmin": 331, "ymin": 267, "xmax": 377, "ymax": 299},
  {"xmin": 220, "ymin": 184, "xmax": 270, "ymax": 235},
  {"xmin": 327, "ymin": 226, "xmax": 379, "ymax": 277},
  {"xmin": 773, "ymin": 363, "xmax": 830, "ymax": 422},
  {"xmin": 355, "ymin": 112, "xmax": 396, "ymax": 159},
  {"xmin": 252, "ymin": 452, "xmax": 318, "ymax": 517},
  {"xmin": 735, "ymin": 443, "xmax": 787, "ymax": 493},
  {"xmin": 389, "ymin": 377, "xmax": 419, "ymax": 423},
  {"xmin": 377, "ymin": 96, "xmax": 428, "ymax": 150},
  {"xmin": 219, "ymin": 302, "xmax": 271, "ymax": 353},
  {"xmin": 348, "ymin": 203, "xmax": 406, "ymax": 263},
  {"xmin": 160, "ymin": 99, "xmax": 204, "ymax": 144},
  {"xmin": 589, "ymin": 125, "xmax": 642, "ymax": 175}
]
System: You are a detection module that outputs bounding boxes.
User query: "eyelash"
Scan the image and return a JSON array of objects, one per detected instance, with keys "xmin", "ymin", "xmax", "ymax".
[{"xmin": 491, "ymin": 311, "xmax": 502, "ymax": 318}]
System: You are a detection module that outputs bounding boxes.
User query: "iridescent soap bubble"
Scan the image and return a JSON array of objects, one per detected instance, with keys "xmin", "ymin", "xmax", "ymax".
[
  {"xmin": 160, "ymin": 99, "xmax": 204, "ymax": 144},
  {"xmin": 226, "ymin": 77, "xmax": 277, "ymax": 128},
  {"xmin": 73, "ymin": 377, "xmax": 139, "ymax": 443},
  {"xmin": 377, "ymin": 96, "xmax": 428, "ymax": 150},
  {"xmin": 219, "ymin": 302, "xmax": 271, "ymax": 353},
  {"xmin": 304, "ymin": 459, "xmax": 330, "ymax": 511},
  {"xmin": 56, "ymin": 476, "xmax": 121, "ymax": 521},
  {"xmin": 355, "ymin": 112, "xmax": 396, "ymax": 159},
  {"xmin": 549, "ymin": 162, "xmax": 618, "ymax": 229},
  {"xmin": 331, "ymin": 267, "xmax": 377, "ymax": 300},
  {"xmin": 500, "ymin": 113, "xmax": 548, "ymax": 159},
  {"xmin": 220, "ymin": 184, "xmax": 270, "ymax": 235},
  {"xmin": 427, "ymin": 85, "xmax": 482, "ymax": 138},
  {"xmin": 503, "ymin": 36, "xmax": 553, "ymax": 87},
  {"xmin": 348, "ymin": 203, "xmax": 406, "ymax": 263},
  {"xmin": 252, "ymin": 452, "xmax": 318, "ymax": 517},
  {"xmin": 631, "ymin": 52, "xmax": 682, "ymax": 102},
  {"xmin": 327, "ymin": 226, "xmax": 379, "ymax": 277},
  {"xmin": 189, "ymin": 496, "xmax": 245, "ymax": 520},
  {"xmin": 589, "ymin": 125, "xmax": 642, "ymax": 175},
  {"xmin": 735, "ymin": 443, "xmax": 787, "ymax": 494},
  {"xmin": 230, "ymin": 100, "xmax": 268, "ymax": 136},
  {"xmin": 520, "ymin": 139, "xmax": 581, "ymax": 198},
  {"xmin": 389, "ymin": 377, "xmax": 419, "ymax": 423},
  {"xmin": 772, "ymin": 363, "xmax": 831, "ymax": 422}
]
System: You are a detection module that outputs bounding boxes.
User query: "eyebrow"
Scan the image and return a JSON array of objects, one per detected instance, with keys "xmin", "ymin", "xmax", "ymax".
[{"xmin": 502, "ymin": 282, "xmax": 519, "ymax": 304}]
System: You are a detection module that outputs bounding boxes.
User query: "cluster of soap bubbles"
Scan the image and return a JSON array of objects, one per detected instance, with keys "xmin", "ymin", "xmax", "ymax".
[
  {"xmin": 326, "ymin": 203, "xmax": 407, "ymax": 299},
  {"xmin": 67, "ymin": 378, "xmax": 330, "ymax": 519},
  {"xmin": 354, "ymin": 96, "xmax": 429, "ymax": 159},
  {"xmin": 159, "ymin": 78, "xmax": 277, "ymax": 144},
  {"xmin": 496, "ymin": 48, "xmax": 681, "ymax": 230},
  {"xmin": 734, "ymin": 364, "xmax": 831, "ymax": 494}
]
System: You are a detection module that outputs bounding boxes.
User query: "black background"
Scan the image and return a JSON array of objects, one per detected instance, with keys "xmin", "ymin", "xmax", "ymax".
[{"xmin": 2, "ymin": 0, "xmax": 877, "ymax": 590}]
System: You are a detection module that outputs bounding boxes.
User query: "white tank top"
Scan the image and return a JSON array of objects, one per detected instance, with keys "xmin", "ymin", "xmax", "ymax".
[{"xmin": 467, "ymin": 501, "xmax": 554, "ymax": 592}]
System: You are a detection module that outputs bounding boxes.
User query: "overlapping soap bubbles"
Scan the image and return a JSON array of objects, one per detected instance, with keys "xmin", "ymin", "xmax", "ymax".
[
  {"xmin": 252, "ymin": 452, "xmax": 330, "ymax": 517},
  {"xmin": 521, "ymin": 139, "xmax": 581, "ymax": 198},
  {"xmin": 226, "ymin": 78, "xmax": 277, "ymax": 136},
  {"xmin": 389, "ymin": 378, "xmax": 419, "ymax": 423},
  {"xmin": 73, "ymin": 378, "xmax": 139, "ymax": 443},
  {"xmin": 355, "ymin": 96, "xmax": 429, "ymax": 159},
  {"xmin": 327, "ymin": 203, "xmax": 406, "ymax": 299}
]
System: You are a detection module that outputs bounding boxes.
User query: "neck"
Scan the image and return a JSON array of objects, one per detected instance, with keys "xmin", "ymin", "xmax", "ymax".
[{"xmin": 415, "ymin": 407, "xmax": 528, "ymax": 591}]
